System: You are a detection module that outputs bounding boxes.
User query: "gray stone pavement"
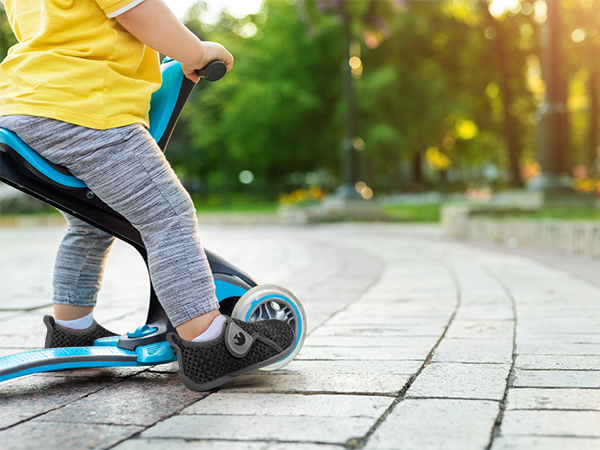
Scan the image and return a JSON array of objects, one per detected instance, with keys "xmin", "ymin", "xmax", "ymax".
[{"xmin": 0, "ymin": 221, "xmax": 599, "ymax": 450}]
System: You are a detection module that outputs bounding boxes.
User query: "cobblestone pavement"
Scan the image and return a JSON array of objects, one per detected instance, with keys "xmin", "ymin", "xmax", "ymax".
[{"xmin": 1, "ymin": 222, "xmax": 599, "ymax": 450}]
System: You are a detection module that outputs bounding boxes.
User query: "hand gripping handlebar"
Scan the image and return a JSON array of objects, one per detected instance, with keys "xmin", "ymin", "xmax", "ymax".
[{"xmin": 195, "ymin": 61, "xmax": 227, "ymax": 82}]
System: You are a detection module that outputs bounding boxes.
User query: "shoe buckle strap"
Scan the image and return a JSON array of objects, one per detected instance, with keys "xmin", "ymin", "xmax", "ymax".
[{"xmin": 225, "ymin": 321, "xmax": 254, "ymax": 358}]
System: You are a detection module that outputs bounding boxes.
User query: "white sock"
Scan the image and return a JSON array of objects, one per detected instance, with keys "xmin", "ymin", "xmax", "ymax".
[
  {"xmin": 55, "ymin": 312, "xmax": 94, "ymax": 330},
  {"xmin": 191, "ymin": 315, "xmax": 226, "ymax": 342}
]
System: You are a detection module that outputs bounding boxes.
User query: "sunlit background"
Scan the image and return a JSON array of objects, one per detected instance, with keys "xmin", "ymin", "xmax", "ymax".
[
  {"xmin": 164, "ymin": 0, "xmax": 262, "ymax": 22},
  {"xmin": 1, "ymin": 0, "xmax": 600, "ymax": 223}
]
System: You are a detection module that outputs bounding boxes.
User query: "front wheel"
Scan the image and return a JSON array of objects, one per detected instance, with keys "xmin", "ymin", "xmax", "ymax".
[{"xmin": 231, "ymin": 284, "xmax": 306, "ymax": 371}]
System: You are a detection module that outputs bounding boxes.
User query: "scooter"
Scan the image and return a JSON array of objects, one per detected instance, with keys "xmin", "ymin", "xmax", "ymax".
[{"xmin": 0, "ymin": 59, "xmax": 307, "ymax": 383}]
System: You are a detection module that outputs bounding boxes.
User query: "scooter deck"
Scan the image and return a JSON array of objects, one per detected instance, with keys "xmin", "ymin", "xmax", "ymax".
[{"xmin": 0, "ymin": 338, "xmax": 176, "ymax": 383}]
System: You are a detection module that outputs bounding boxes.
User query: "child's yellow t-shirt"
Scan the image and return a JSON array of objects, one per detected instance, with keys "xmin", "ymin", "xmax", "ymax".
[{"xmin": 0, "ymin": 0, "xmax": 162, "ymax": 130}]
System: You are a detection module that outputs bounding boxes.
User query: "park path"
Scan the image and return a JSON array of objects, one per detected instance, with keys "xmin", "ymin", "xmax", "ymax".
[{"xmin": 0, "ymin": 222, "xmax": 599, "ymax": 450}]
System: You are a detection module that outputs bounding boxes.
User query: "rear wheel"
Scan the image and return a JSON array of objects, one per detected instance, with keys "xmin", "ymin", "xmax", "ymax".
[{"xmin": 231, "ymin": 284, "xmax": 306, "ymax": 370}]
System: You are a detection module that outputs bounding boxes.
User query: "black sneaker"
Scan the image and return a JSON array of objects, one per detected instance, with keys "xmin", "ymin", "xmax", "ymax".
[
  {"xmin": 43, "ymin": 315, "xmax": 118, "ymax": 348},
  {"xmin": 167, "ymin": 316, "xmax": 295, "ymax": 391}
]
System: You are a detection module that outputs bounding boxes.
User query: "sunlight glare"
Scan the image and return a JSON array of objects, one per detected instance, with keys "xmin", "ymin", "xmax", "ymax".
[{"xmin": 163, "ymin": 0, "xmax": 263, "ymax": 22}]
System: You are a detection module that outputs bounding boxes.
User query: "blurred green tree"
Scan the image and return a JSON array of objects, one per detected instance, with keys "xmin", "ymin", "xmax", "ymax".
[
  {"xmin": 1, "ymin": 4, "xmax": 18, "ymax": 60},
  {"xmin": 171, "ymin": 0, "xmax": 344, "ymax": 199}
]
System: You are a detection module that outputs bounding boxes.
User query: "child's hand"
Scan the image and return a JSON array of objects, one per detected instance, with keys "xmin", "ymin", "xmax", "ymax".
[
  {"xmin": 115, "ymin": 0, "xmax": 234, "ymax": 83},
  {"xmin": 182, "ymin": 42, "xmax": 234, "ymax": 83}
]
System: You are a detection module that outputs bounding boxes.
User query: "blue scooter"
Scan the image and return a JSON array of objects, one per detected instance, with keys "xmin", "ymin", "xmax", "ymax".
[{"xmin": 0, "ymin": 60, "xmax": 307, "ymax": 383}]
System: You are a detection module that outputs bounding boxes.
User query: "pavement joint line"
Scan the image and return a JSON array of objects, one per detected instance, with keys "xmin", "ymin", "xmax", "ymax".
[
  {"xmin": 516, "ymin": 368, "xmax": 600, "ymax": 372},
  {"xmin": 509, "ymin": 408, "xmax": 600, "ymax": 412},
  {"xmin": 294, "ymin": 358, "xmax": 423, "ymax": 362},
  {"xmin": 420, "ymin": 361, "xmax": 510, "ymax": 366},
  {"xmin": 404, "ymin": 396, "xmax": 502, "ymax": 402},
  {"xmin": 33, "ymin": 419, "xmax": 148, "ymax": 427},
  {"xmin": 517, "ymin": 354, "xmax": 600, "ymax": 357},
  {"xmin": 0, "ymin": 304, "xmax": 53, "ymax": 317},
  {"xmin": 214, "ymin": 390, "xmax": 399, "ymax": 398},
  {"xmin": 468, "ymin": 241, "xmax": 600, "ymax": 291},
  {"xmin": 348, "ymin": 260, "xmax": 463, "ymax": 450},
  {"xmin": 483, "ymin": 266, "xmax": 518, "ymax": 450},
  {"xmin": 511, "ymin": 386, "xmax": 600, "ymax": 390},
  {"xmin": 502, "ymin": 434, "xmax": 600, "ymax": 439},
  {"xmin": 307, "ymin": 263, "xmax": 385, "ymax": 338},
  {"xmin": 0, "ymin": 366, "xmax": 154, "ymax": 432},
  {"xmin": 0, "ymin": 380, "xmax": 114, "ymax": 432},
  {"xmin": 111, "ymin": 437, "xmax": 347, "ymax": 449}
]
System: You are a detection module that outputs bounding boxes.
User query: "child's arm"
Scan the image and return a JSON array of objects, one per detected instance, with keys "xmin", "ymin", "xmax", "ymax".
[{"xmin": 115, "ymin": 0, "xmax": 233, "ymax": 82}]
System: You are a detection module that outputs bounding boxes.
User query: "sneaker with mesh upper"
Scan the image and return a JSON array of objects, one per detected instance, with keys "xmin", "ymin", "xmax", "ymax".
[
  {"xmin": 43, "ymin": 315, "xmax": 118, "ymax": 348},
  {"xmin": 167, "ymin": 316, "xmax": 295, "ymax": 391}
]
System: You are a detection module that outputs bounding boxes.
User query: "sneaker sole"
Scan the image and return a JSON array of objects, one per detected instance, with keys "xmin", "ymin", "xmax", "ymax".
[{"xmin": 176, "ymin": 341, "xmax": 295, "ymax": 392}]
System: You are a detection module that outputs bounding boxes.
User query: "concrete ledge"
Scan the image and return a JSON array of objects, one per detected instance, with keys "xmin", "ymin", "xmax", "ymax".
[
  {"xmin": 442, "ymin": 204, "xmax": 600, "ymax": 257},
  {"xmin": 279, "ymin": 197, "xmax": 386, "ymax": 224}
]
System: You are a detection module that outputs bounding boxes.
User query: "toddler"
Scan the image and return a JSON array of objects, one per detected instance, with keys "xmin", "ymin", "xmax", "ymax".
[{"xmin": 0, "ymin": 0, "xmax": 294, "ymax": 391}]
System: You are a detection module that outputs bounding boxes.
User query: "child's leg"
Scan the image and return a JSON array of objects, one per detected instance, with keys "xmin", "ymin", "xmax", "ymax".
[
  {"xmin": 53, "ymin": 212, "xmax": 115, "ymax": 322},
  {"xmin": 0, "ymin": 115, "xmax": 219, "ymax": 339}
]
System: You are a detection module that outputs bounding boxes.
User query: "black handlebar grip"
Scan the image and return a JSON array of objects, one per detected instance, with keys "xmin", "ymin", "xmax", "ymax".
[{"xmin": 196, "ymin": 61, "xmax": 227, "ymax": 82}]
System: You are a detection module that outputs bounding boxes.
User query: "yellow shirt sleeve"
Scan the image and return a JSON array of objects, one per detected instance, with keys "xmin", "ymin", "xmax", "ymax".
[{"xmin": 96, "ymin": 0, "xmax": 147, "ymax": 18}]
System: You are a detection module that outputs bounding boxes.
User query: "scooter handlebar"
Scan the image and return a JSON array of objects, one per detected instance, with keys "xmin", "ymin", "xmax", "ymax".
[{"xmin": 195, "ymin": 61, "xmax": 227, "ymax": 82}]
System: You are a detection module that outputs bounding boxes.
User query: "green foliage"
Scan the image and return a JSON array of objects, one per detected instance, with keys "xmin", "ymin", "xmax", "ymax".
[
  {"xmin": 3, "ymin": 0, "xmax": 600, "ymax": 198},
  {"xmin": 383, "ymin": 202, "xmax": 441, "ymax": 222},
  {"xmin": 171, "ymin": 0, "xmax": 344, "ymax": 196},
  {"xmin": 0, "ymin": 4, "xmax": 18, "ymax": 60}
]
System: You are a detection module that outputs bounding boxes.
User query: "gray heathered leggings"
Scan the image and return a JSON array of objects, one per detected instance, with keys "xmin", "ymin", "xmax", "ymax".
[{"xmin": 0, "ymin": 115, "xmax": 219, "ymax": 327}]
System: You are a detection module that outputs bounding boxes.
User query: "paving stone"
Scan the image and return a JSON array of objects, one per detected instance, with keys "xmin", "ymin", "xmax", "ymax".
[
  {"xmin": 506, "ymin": 388, "xmax": 600, "ymax": 411},
  {"xmin": 303, "ymin": 335, "xmax": 439, "ymax": 348},
  {"xmin": 500, "ymin": 410, "xmax": 600, "ymax": 437},
  {"xmin": 0, "ymin": 311, "xmax": 21, "ymax": 322},
  {"xmin": 311, "ymin": 323, "xmax": 446, "ymax": 337},
  {"xmin": 218, "ymin": 372, "xmax": 410, "ymax": 395},
  {"xmin": 516, "ymin": 333, "xmax": 600, "ymax": 344},
  {"xmin": 325, "ymin": 313, "xmax": 451, "ymax": 326},
  {"xmin": 297, "ymin": 345, "xmax": 431, "ymax": 361},
  {"xmin": 407, "ymin": 362, "xmax": 510, "ymax": 400},
  {"xmin": 282, "ymin": 359, "xmax": 423, "ymax": 375},
  {"xmin": 0, "ymin": 332, "xmax": 45, "ymax": 349},
  {"xmin": 515, "ymin": 354, "xmax": 600, "ymax": 371},
  {"xmin": 33, "ymin": 372, "xmax": 202, "ymax": 426},
  {"xmin": 516, "ymin": 342, "xmax": 600, "ymax": 356},
  {"xmin": 345, "ymin": 301, "xmax": 455, "ymax": 314},
  {"xmin": 516, "ymin": 319, "xmax": 600, "ymax": 334},
  {"xmin": 491, "ymin": 435, "xmax": 600, "ymax": 450},
  {"xmin": 459, "ymin": 295, "xmax": 513, "ymax": 306},
  {"xmin": 453, "ymin": 305, "xmax": 514, "ymax": 321},
  {"xmin": 113, "ymin": 439, "xmax": 344, "ymax": 450},
  {"xmin": 444, "ymin": 320, "xmax": 514, "ymax": 340},
  {"xmin": 147, "ymin": 361, "xmax": 179, "ymax": 374},
  {"xmin": 433, "ymin": 338, "xmax": 513, "ymax": 364},
  {"xmin": 518, "ymin": 305, "xmax": 600, "ymax": 318},
  {"xmin": 513, "ymin": 369, "xmax": 600, "ymax": 388},
  {"xmin": 0, "ymin": 375, "xmax": 111, "ymax": 430},
  {"xmin": 0, "ymin": 420, "xmax": 143, "ymax": 450},
  {"xmin": 4, "ymin": 222, "xmax": 600, "ymax": 450},
  {"xmin": 141, "ymin": 414, "xmax": 374, "ymax": 444},
  {"xmin": 365, "ymin": 399, "xmax": 499, "ymax": 450},
  {"xmin": 0, "ymin": 312, "xmax": 51, "ymax": 334},
  {"xmin": 182, "ymin": 393, "xmax": 392, "ymax": 419}
]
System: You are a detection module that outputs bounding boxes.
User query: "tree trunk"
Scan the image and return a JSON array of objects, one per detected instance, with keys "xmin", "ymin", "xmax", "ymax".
[
  {"xmin": 411, "ymin": 150, "xmax": 424, "ymax": 192},
  {"xmin": 483, "ymin": 6, "xmax": 524, "ymax": 187}
]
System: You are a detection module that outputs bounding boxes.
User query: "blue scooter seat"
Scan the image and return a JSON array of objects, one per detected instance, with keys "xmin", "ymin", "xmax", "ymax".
[{"xmin": 0, "ymin": 60, "xmax": 184, "ymax": 190}]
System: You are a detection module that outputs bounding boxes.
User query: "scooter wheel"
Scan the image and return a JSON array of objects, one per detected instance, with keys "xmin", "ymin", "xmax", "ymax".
[{"xmin": 231, "ymin": 284, "xmax": 306, "ymax": 371}]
